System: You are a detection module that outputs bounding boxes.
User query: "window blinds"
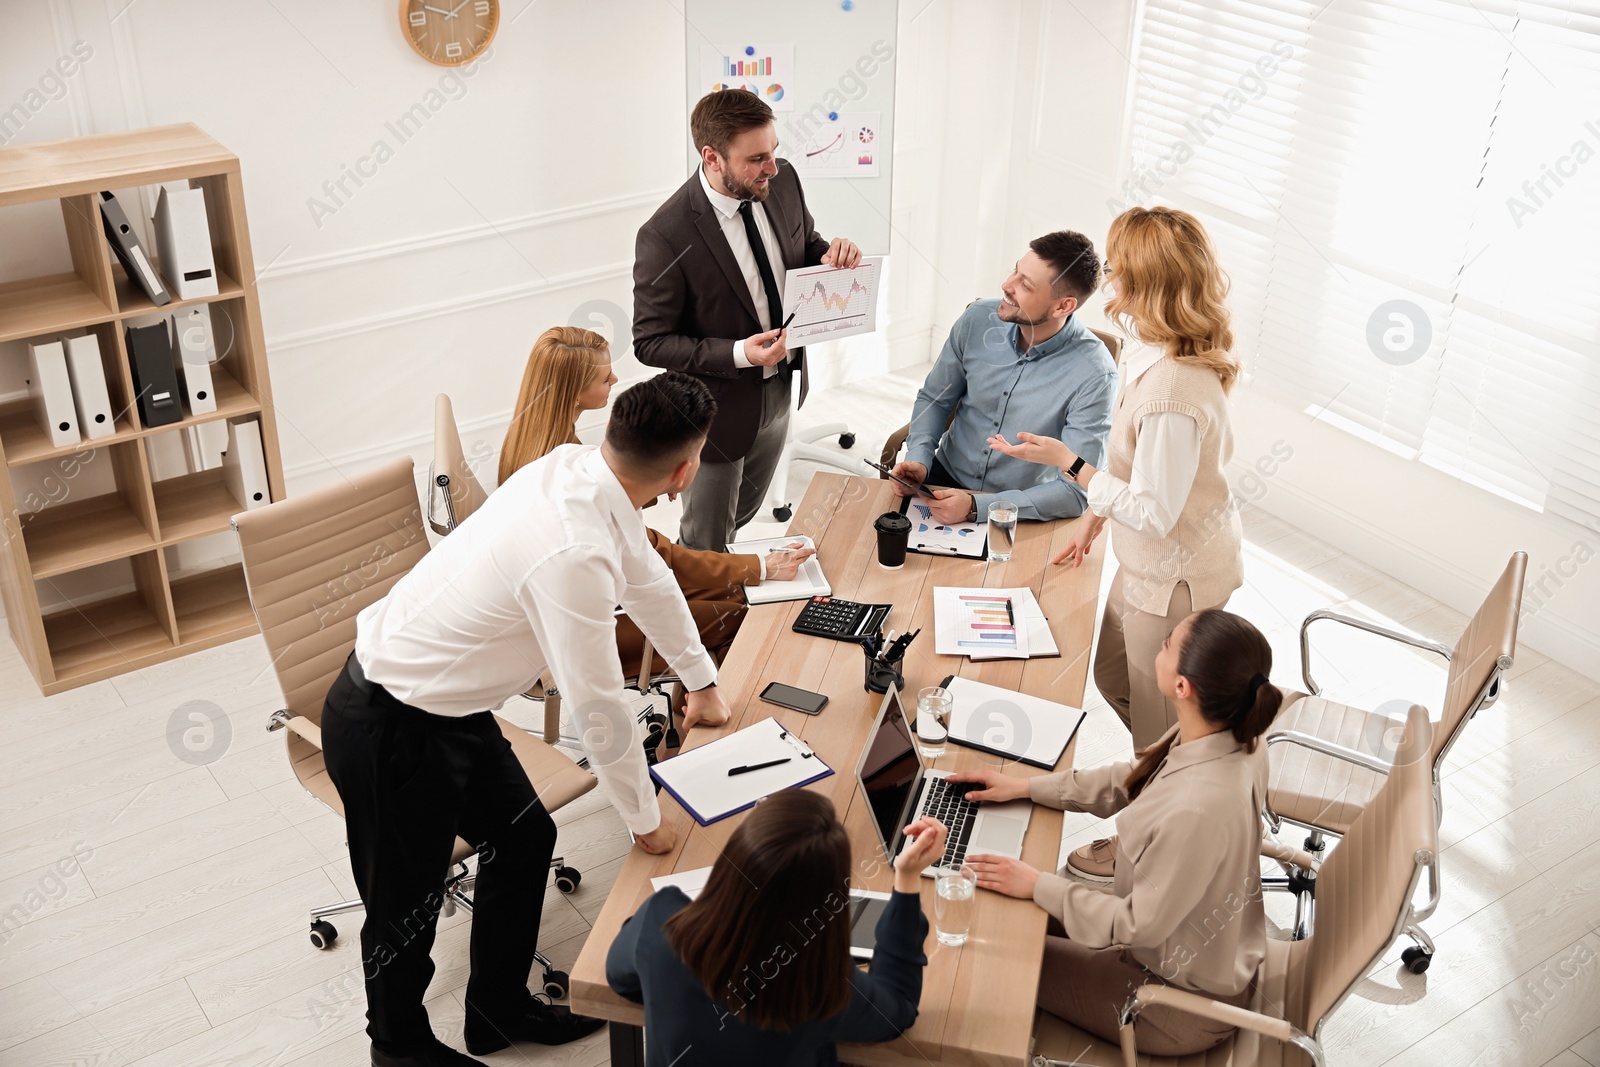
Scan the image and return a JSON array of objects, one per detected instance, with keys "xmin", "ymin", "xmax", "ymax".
[{"xmin": 1121, "ymin": 0, "xmax": 1600, "ymax": 523}]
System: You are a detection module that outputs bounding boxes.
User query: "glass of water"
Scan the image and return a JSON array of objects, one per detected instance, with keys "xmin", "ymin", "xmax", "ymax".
[
  {"xmin": 916, "ymin": 686, "xmax": 953, "ymax": 760},
  {"xmin": 987, "ymin": 501, "xmax": 1019, "ymax": 562},
  {"xmin": 934, "ymin": 864, "xmax": 977, "ymax": 946}
]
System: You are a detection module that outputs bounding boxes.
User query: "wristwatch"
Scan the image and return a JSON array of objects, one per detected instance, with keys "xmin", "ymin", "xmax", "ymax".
[
  {"xmin": 1066, "ymin": 455, "xmax": 1088, "ymax": 482},
  {"xmin": 965, "ymin": 498, "xmax": 979, "ymax": 523}
]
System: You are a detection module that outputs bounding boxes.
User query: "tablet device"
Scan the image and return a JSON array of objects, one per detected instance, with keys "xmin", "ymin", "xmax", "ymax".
[
  {"xmin": 848, "ymin": 889, "xmax": 891, "ymax": 960},
  {"xmin": 863, "ymin": 458, "xmax": 938, "ymax": 496}
]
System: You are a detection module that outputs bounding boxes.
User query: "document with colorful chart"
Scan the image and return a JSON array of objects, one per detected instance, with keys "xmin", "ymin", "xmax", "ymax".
[
  {"xmin": 932, "ymin": 586, "xmax": 1058, "ymax": 661},
  {"xmin": 905, "ymin": 498, "xmax": 988, "ymax": 559}
]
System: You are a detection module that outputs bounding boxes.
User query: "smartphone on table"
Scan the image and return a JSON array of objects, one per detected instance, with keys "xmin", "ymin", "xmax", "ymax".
[{"xmin": 759, "ymin": 682, "xmax": 829, "ymax": 715}]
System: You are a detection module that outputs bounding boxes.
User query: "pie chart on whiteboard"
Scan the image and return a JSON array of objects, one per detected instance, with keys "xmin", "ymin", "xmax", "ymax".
[{"xmin": 765, "ymin": 83, "xmax": 785, "ymax": 102}]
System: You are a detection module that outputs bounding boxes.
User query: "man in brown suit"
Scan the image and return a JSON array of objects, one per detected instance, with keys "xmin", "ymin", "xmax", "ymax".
[{"xmin": 633, "ymin": 90, "xmax": 860, "ymax": 551}]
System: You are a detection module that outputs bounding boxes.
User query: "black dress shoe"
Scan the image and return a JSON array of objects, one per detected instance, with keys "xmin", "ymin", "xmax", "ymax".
[
  {"xmin": 463, "ymin": 993, "xmax": 607, "ymax": 1054},
  {"xmin": 370, "ymin": 1039, "xmax": 486, "ymax": 1066}
]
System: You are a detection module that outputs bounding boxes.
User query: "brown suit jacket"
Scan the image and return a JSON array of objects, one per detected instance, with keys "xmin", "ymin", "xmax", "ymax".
[{"xmin": 632, "ymin": 161, "xmax": 831, "ymax": 461}]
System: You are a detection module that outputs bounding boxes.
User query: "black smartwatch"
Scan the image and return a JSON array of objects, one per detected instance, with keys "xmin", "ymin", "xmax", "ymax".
[{"xmin": 1066, "ymin": 455, "xmax": 1088, "ymax": 482}]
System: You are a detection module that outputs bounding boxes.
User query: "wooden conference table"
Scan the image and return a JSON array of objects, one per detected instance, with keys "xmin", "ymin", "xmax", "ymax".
[{"xmin": 570, "ymin": 474, "xmax": 1106, "ymax": 1067}]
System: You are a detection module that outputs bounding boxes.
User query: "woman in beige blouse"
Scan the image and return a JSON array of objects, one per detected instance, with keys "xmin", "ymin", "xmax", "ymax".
[{"xmin": 952, "ymin": 608, "xmax": 1281, "ymax": 1056}]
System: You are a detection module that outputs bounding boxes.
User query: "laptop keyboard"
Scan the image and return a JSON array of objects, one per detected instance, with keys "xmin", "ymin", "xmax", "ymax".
[{"xmin": 920, "ymin": 778, "xmax": 979, "ymax": 867}]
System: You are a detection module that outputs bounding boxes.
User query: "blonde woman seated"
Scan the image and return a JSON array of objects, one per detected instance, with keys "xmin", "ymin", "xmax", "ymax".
[
  {"xmin": 500, "ymin": 327, "xmax": 814, "ymax": 673},
  {"xmin": 950, "ymin": 609, "xmax": 1281, "ymax": 1056}
]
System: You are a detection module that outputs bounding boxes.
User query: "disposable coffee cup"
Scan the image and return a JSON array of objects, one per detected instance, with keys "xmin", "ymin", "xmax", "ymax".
[{"xmin": 874, "ymin": 511, "xmax": 912, "ymax": 569}]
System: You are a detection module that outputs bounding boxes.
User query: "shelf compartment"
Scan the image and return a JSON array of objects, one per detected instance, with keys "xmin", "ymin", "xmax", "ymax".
[
  {"xmin": 170, "ymin": 561, "xmax": 255, "ymax": 644},
  {"xmin": 21, "ymin": 490, "xmax": 157, "ymax": 578},
  {"xmin": 113, "ymin": 262, "xmax": 243, "ymax": 319},
  {"xmin": 0, "ymin": 272, "xmax": 117, "ymax": 343},
  {"xmin": 0, "ymin": 399, "xmax": 139, "ymax": 468},
  {"xmin": 153, "ymin": 466, "xmax": 240, "ymax": 544},
  {"xmin": 40, "ymin": 551, "xmax": 177, "ymax": 687}
]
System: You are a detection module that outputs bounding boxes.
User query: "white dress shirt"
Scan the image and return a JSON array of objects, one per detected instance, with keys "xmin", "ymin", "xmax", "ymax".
[
  {"xmin": 1086, "ymin": 339, "xmax": 1202, "ymax": 538},
  {"xmin": 355, "ymin": 444, "xmax": 718, "ymax": 835},
  {"xmin": 697, "ymin": 166, "xmax": 790, "ymax": 376}
]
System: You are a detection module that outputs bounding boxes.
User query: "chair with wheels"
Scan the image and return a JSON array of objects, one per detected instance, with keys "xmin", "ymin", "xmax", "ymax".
[
  {"xmin": 876, "ymin": 325, "xmax": 1123, "ymax": 473},
  {"xmin": 763, "ymin": 373, "xmax": 862, "ymax": 521},
  {"xmin": 232, "ymin": 455, "xmax": 595, "ymax": 999},
  {"xmin": 1261, "ymin": 551, "xmax": 1526, "ymax": 970},
  {"xmin": 1030, "ymin": 704, "xmax": 1439, "ymax": 1067}
]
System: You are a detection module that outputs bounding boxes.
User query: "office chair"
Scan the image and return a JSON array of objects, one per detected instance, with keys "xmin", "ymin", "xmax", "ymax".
[
  {"xmin": 1030, "ymin": 704, "xmax": 1439, "ymax": 1067},
  {"xmin": 427, "ymin": 394, "xmax": 675, "ymax": 756},
  {"xmin": 1262, "ymin": 552, "xmax": 1525, "ymax": 970},
  {"xmin": 762, "ymin": 370, "xmax": 862, "ymax": 521},
  {"xmin": 876, "ymin": 325, "xmax": 1123, "ymax": 472},
  {"xmin": 425, "ymin": 393, "xmax": 488, "ymax": 536},
  {"xmin": 233, "ymin": 455, "xmax": 595, "ymax": 999}
]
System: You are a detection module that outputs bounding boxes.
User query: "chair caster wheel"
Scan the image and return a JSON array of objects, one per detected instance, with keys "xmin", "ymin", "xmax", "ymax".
[
  {"xmin": 838, "ymin": 432, "xmax": 856, "ymax": 449},
  {"xmin": 773, "ymin": 505, "xmax": 793, "ymax": 522},
  {"xmin": 555, "ymin": 866, "xmax": 582, "ymax": 893},
  {"xmin": 309, "ymin": 920, "xmax": 338, "ymax": 949},
  {"xmin": 543, "ymin": 970, "xmax": 570, "ymax": 999},
  {"xmin": 1401, "ymin": 947, "xmax": 1432, "ymax": 974}
]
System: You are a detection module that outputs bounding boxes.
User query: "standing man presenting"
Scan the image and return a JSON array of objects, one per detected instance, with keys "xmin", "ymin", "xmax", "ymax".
[
  {"xmin": 633, "ymin": 89, "xmax": 861, "ymax": 551},
  {"xmin": 321, "ymin": 373, "xmax": 732, "ymax": 1067}
]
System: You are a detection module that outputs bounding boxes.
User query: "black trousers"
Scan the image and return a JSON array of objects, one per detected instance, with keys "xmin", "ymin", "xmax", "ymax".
[{"xmin": 321, "ymin": 655, "xmax": 557, "ymax": 1055}]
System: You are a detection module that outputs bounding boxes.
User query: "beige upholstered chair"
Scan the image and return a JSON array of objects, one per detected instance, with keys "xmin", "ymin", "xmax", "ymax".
[
  {"xmin": 877, "ymin": 325, "xmax": 1124, "ymax": 471},
  {"xmin": 232, "ymin": 455, "xmax": 596, "ymax": 999},
  {"xmin": 1030, "ymin": 704, "xmax": 1439, "ymax": 1067},
  {"xmin": 425, "ymin": 393, "xmax": 489, "ymax": 535},
  {"xmin": 1262, "ymin": 552, "xmax": 1525, "ymax": 968}
]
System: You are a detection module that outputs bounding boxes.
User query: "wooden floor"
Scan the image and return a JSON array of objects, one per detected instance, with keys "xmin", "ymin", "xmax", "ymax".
[{"xmin": 2, "ymin": 367, "xmax": 1598, "ymax": 1067}]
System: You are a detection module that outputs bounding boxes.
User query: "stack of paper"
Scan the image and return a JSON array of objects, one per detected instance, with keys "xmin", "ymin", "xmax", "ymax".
[
  {"xmin": 932, "ymin": 586, "xmax": 1058, "ymax": 660},
  {"xmin": 726, "ymin": 534, "xmax": 830, "ymax": 605}
]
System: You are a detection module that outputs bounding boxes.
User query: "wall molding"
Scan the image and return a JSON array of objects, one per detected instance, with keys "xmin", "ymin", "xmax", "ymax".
[
  {"xmin": 1026, "ymin": 0, "xmax": 1121, "ymax": 187},
  {"xmin": 259, "ymin": 188, "xmax": 676, "ymax": 282},
  {"xmin": 266, "ymin": 261, "xmax": 632, "ymax": 351}
]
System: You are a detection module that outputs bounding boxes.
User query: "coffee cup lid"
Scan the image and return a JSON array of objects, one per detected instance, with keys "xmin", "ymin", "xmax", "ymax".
[{"xmin": 874, "ymin": 511, "xmax": 911, "ymax": 533}]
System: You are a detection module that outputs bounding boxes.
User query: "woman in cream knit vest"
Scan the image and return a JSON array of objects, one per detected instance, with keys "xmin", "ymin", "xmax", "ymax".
[{"xmin": 991, "ymin": 207, "xmax": 1244, "ymax": 877}]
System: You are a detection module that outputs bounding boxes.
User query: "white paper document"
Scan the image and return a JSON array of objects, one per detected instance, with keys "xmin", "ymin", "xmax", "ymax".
[
  {"xmin": 943, "ymin": 676, "xmax": 1085, "ymax": 770},
  {"xmin": 650, "ymin": 865, "xmax": 713, "ymax": 901},
  {"xmin": 906, "ymin": 498, "xmax": 987, "ymax": 558},
  {"xmin": 933, "ymin": 586, "xmax": 1058, "ymax": 660},
  {"xmin": 726, "ymin": 534, "xmax": 829, "ymax": 605},
  {"xmin": 650, "ymin": 717, "xmax": 834, "ymax": 826},
  {"xmin": 781, "ymin": 257, "xmax": 883, "ymax": 345}
]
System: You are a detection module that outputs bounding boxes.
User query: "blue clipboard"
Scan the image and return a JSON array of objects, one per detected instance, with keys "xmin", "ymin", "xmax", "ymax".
[{"xmin": 650, "ymin": 717, "xmax": 835, "ymax": 826}]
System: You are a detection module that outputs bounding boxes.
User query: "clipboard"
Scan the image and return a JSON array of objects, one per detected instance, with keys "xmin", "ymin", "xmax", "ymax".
[
  {"xmin": 905, "ymin": 498, "xmax": 989, "ymax": 559},
  {"xmin": 938, "ymin": 675, "xmax": 1085, "ymax": 770},
  {"xmin": 650, "ymin": 717, "xmax": 835, "ymax": 826}
]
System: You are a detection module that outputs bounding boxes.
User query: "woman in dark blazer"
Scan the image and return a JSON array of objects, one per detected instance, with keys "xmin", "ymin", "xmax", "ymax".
[{"xmin": 606, "ymin": 791, "xmax": 946, "ymax": 1066}]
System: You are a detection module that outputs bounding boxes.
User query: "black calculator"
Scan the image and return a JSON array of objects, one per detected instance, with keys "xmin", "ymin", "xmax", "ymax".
[{"xmin": 793, "ymin": 596, "xmax": 893, "ymax": 642}]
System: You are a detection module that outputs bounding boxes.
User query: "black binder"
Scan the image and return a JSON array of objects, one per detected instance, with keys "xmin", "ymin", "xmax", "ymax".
[
  {"xmin": 125, "ymin": 323, "xmax": 183, "ymax": 427},
  {"xmin": 99, "ymin": 190, "xmax": 170, "ymax": 306}
]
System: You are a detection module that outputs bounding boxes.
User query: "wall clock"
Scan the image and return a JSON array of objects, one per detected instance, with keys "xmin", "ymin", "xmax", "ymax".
[{"xmin": 400, "ymin": 0, "xmax": 498, "ymax": 66}]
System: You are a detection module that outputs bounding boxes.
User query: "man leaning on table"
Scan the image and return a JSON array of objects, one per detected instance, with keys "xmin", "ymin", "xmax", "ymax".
[
  {"xmin": 890, "ymin": 231, "xmax": 1117, "ymax": 524},
  {"xmin": 319, "ymin": 372, "xmax": 732, "ymax": 1067}
]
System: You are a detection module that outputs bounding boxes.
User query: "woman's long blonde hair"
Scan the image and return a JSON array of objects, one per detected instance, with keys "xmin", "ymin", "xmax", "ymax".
[
  {"xmin": 1104, "ymin": 206, "xmax": 1239, "ymax": 392},
  {"xmin": 498, "ymin": 326, "xmax": 610, "ymax": 485}
]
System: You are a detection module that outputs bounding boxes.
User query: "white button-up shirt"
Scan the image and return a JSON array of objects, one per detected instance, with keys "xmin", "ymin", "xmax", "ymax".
[
  {"xmin": 698, "ymin": 166, "xmax": 790, "ymax": 376},
  {"xmin": 355, "ymin": 444, "xmax": 719, "ymax": 834},
  {"xmin": 1086, "ymin": 339, "xmax": 1203, "ymax": 537}
]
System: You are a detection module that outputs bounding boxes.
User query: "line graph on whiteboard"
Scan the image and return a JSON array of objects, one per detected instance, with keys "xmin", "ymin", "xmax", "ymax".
[{"xmin": 781, "ymin": 256, "xmax": 884, "ymax": 345}]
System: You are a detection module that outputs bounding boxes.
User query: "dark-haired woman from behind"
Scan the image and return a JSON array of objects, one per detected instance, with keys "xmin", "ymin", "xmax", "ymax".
[
  {"xmin": 606, "ymin": 791, "xmax": 947, "ymax": 1066},
  {"xmin": 951, "ymin": 608, "xmax": 1282, "ymax": 1056}
]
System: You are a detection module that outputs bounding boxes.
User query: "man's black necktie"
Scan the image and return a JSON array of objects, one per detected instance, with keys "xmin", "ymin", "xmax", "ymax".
[{"xmin": 738, "ymin": 200, "xmax": 786, "ymax": 335}]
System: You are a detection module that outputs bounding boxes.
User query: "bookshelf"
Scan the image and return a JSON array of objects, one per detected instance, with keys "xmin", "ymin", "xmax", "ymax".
[{"xmin": 0, "ymin": 125, "xmax": 285, "ymax": 695}]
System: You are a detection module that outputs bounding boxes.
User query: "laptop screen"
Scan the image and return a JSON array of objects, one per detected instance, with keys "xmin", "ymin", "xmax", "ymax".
[{"xmin": 854, "ymin": 686, "xmax": 924, "ymax": 861}]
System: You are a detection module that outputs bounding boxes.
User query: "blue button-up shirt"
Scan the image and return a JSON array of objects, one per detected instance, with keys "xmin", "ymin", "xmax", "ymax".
[{"xmin": 906, "ymin": 300, "xmax": 1117, "ymax": 521}]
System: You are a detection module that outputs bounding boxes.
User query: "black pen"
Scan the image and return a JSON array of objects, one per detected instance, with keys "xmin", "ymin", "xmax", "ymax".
[
  {"xmin": 763, "ymin": 310, "xmax": 798, "ymax": 346},
  {"xmin": 728, "ymin": 758, "xmax": 790, "ymax": 776},
  {"xmin": 1004, "ymin": 597, "xmax": 1015, "ymax": 627}
]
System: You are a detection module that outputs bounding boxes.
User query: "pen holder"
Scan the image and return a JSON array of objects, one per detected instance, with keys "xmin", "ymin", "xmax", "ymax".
[{"xmin": 864, "ymin": 647, "xmax": 906, "ymax": 694}]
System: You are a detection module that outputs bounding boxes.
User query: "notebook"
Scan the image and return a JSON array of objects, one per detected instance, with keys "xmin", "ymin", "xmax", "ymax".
[
  {"xmin": 726, "ymin": 534, "xmax": 830, "ymax": 605},
  {"xmin": 940, "ymin": 676, "xmax": 1085, "ymax": 770},
  {"xmin": 650, "ymin": 717, "xmax": 834, "ymax": 825}
]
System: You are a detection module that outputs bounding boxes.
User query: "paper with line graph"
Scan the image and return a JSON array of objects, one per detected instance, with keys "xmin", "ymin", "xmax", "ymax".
[{"xmin": 781, "ymin": 256, "xmax": 883, "ymax": 345}]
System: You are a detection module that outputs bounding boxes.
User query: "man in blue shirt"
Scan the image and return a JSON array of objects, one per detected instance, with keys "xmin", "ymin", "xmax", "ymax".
[{"xmin": 891, "ymin": 231, "xmax": 1117, "ymax": 523}]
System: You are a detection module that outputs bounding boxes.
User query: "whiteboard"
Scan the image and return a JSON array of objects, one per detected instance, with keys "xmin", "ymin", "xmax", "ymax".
[{"xmin": 683, "ymin": 0, "xmax": 898, "ymax": 256}]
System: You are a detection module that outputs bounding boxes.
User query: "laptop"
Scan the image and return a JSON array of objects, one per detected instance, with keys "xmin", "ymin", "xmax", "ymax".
[{"xmin": 853, "ymin": 685, "xmax": 1032, "ymax": 878}]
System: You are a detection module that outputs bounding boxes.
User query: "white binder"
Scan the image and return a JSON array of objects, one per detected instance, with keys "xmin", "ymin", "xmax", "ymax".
[
  {"xmin": 26, "ymin": 340, "xmax": 80, "ymax": 448},
  {"xmin": 152, "ymin": 185, "xmax": 218, "ymax": 301},
  {"xmin": 170, "ymin": 306, "xmax": 218, "ymax": 415},
  {"xmin": 61, "ymin": 334, "xmax": 115, "ymax": 440},
  {"xmin": 222, "ymin": 417, "xmax": 270, "ymax": 510}
]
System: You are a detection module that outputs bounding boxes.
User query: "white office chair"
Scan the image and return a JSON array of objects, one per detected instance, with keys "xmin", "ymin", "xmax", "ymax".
[{"xmin": 763, "ymin": 373, "xmax": 861, "ymax": 521}]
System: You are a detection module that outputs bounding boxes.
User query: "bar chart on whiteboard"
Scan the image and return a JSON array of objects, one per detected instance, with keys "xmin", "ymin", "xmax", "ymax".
[{"xmin": 781, "ymin": 255, "xmax": 884, "ymax": 344}]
